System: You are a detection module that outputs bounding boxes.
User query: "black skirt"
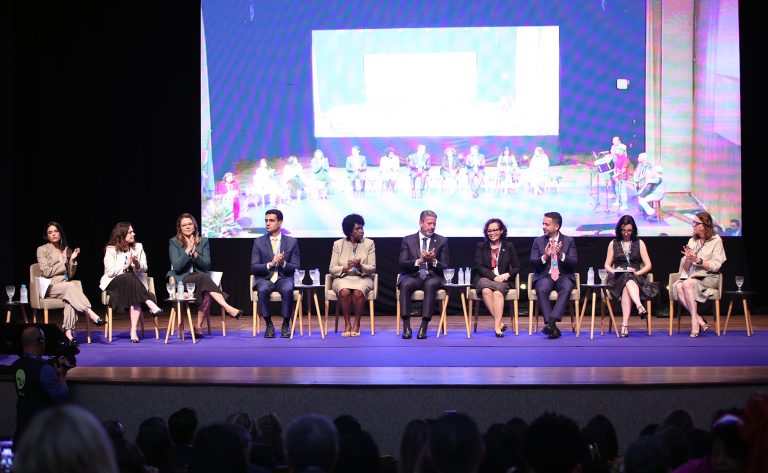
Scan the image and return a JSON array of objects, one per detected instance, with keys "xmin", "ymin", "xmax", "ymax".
[
  {"xmin": 106, "ymin": 273, "xmax": 158, "ymax": 312},
  {"xmin": 183, "ymin": 272, "xmax": 228, "ymax": 304}
]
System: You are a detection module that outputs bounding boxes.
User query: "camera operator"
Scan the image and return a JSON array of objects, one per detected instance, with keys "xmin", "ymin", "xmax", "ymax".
[{"xmin": 10, "ymin": 326, "xmax": 69, "ymax": 449}]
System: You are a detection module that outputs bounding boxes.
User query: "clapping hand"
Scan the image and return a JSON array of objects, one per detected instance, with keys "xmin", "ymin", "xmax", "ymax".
[
  {"xmin": 185, "ymin": 236, "xmax": 197, "ymax": 258},
  {"xmin": 272, "ymin": 251, "xmax": 285, "ymax": 267}
]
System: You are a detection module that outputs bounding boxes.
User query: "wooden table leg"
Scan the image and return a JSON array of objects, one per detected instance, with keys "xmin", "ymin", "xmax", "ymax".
[
  {"xmin": 743, "ymin": 298, "xmax": 753, "ymax": 336},
  {"xmin": 724, "ymin": 299, "xmax": 734, "ymax": 335},
  {"xmin": 290, "ymin": 293, "xmax": 302, "ymax": 339},
  {"xmin": 312, "ymin": 292, "xmax": 324, "ymax": 339},
  {"xmin": 603, "ymin": 289, "xmax": 619, "ymax": 337},
  {"xmin": 460, "ymin": 292, "xmax": 470, "ymax": 339},
  {"xmin": 590, "ymin": 290, "xmax": 597, "ymax": 340},
  {"xmin": 437, "ymin": 293, "xmax": 450, "ymax": 338},
  {"xmin": 186, "ymin": 303, "xmax": 196, "ymax": 343}
]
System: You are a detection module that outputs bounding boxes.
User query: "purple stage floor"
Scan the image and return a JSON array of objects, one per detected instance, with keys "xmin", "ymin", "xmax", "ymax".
[{"xmin": 3, "ymin": 326, "xmax": 763, "ymax": 369}]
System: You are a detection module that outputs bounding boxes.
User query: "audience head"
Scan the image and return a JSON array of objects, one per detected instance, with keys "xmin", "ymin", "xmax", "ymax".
[
  {"xmin": 693, "ymin": 212, "xmax": 716, "ymax": 240},
  {"xmin": 662, "ymin": 409, "xmax": 694, "ymax": 434},
  {"xmin": 709, "ymin": 414, "xmax": 748, "ymax": 473},
  {"xmin": 44, "ymin": 221, "xmax": 68, "ymax": 249},
  {"xmin": 341, "ymin": 214, "xmax": 365, "ymax": 240},
  {"xmin": 483, "ymin": 218, "xmax": 508, "ymax": 242},
  {"xmin": 615, "ymin": 214, "xmax": 638, "ymax": 241},
  {"xmin": 135, "ymin": 416, "xmax": 172, "ymax": 470},
  {"xmin": 285, "ymin": 413, "xmax": 339, "ymax": 473},
  {"xmin": 168, "ymin": 407, "xmax": 199, "ymax": 446},
  {"xmin": 190, "ymin": 423, "xmax": 251, "ymax": 473},
  {"xmin": 654, "ymin": 424, "xmax": 690, "ymax": 470},
  {"xmin": 426, "ymin": 411, "xmax": 484, "ymax": 473},
  {"xmin": 333, "ymin": 414, "xmax": 362, "ymax": 436},
  {"xmin": 14, "ymin": 405, "xmax": 117, "ymax": 473},
  {"xmin": 584, "ymin": 414, "xmax": 619, "ymax": 462},
  {"xmin": 112, "ymin": 438, "xmax": 147, "ymax": 473},
  {"xmin": 623, "ymin": 435, "xmax": 668, "ymax": 473},
  {"xmin": 525, "ymin": 412, "xmax": 585, "ymax": 473},
  {"xmin": 400, "ymin": 418, "xmax": 432, "ymax": 473},
  {"xmin": 101, "ymin": 419, "xmax": 126, "ymax": 441},
  {"xmin": 480, "ymin": 423, "xmax": 523, "ymax": 473},
  {"xmin": 257, "ymin": 413, "xmax": 286, "ymax": 464},
  {"xmin": 335, "ymin": 430, "xmax": 380, "ymax": 473}
]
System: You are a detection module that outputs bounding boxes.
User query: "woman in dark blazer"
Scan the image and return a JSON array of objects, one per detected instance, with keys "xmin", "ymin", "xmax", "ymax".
[
  {"xmin": 168, "ymin": 213, "xmax": 243, "ymax": 338},
  {"xmin": 472, "ymin": 218, "xmax": 520, "ymax": 337}
]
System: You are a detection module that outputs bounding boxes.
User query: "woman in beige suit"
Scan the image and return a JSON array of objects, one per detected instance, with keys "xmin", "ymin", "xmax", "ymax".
[
  {"xmin": 328, "ymin": 214, "xmax": 376, "ymax": 336},
  {"xmin": 36, "ymin": 222, "xmax": 106, "ymax": 345},
  {"xmin": 672, "ymin": 212, "xmax": 727, "ymax": 337}
]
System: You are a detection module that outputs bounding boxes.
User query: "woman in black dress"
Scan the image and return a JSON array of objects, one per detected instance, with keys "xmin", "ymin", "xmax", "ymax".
[{"xmin": 603, "ymin": 215, "xmax": 658, "ymax": 337}]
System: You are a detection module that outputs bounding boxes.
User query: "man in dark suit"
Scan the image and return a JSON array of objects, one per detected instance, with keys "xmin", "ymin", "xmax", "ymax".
[
  {"xmin": 251, "ymin": 209, "xmax": 301, "ymax": 338},
  {"xmin": 529, "ymin": 211, "xmax": 577, "ymax": 339},
  {"xmin": 398, "ymin": 210, "xmax": 450, "ymax": 339}
]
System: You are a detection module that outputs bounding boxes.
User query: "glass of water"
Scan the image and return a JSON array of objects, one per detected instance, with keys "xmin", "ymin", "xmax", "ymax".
[
  {"xmin": 444, "ymin": 268, "xmax": 455, "ymax": 284},
  {"xmin": 298, "ymin": 269, "xmax": 306, "ymax": 285},
  {"xmin": 735, "ymin": 275, "xmax": 744, "ymax": 291},
  {"xmin": 166, "ymin": 283, "xmax": 175, "ymax": 299},
  {"xmin": 598, "ymin": 269, "xmax": 608, "ymax": 284},
  {"xmin": 185, "ymin": 282, "xmax": 196, "ymax": 298},
  {"xmin": 310, "ymin": 269, "xmax": 320, "ymax": 286},
  {"xmin": 5, "ymin": 285, "xmax": 15, "ymax": 303}
]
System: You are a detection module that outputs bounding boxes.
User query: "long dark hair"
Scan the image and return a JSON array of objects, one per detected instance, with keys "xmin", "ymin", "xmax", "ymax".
[
  {"xmin": 106, "ymin": 222, "xmax": 134, "ymax": 252},
  {"xmin": 44, "ymin": 221, "xmax": 68, "ymax": 250}
]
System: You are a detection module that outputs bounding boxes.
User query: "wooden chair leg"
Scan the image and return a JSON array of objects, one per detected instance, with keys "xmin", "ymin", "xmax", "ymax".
[
  {"xmin": 252, "ymin": 300, "xmax": 258, "ymax": 336},
  {"xmin": 153, "ymin": 314, "xmax": 159, "ymax": 339},
  {"xmin": 140, "ymin": 314, "xmax": 145, "ymax": 338},
  {"xmin": 324, "ymin": 300, "xmax": 330, "ymax": 336},
  {"xmin": 513, "ymin": 300, "xmax": 519, "ymax": 336},
  {"xmin": 85, "ymin": 315, "xmax": 91, "ymax": 344},
  {"xmin": 221, "ymin": 307, "xmax": 226, "ymax": 337},
  {"xmin": 669, "ymin": 298, "xmax": 674, "ymax": 336},
  {"xmin": 369, "ymin": 299, "xmax": 375, "ymax": 336},
  {"xmin": 396, "ymin": 295, "xmax": 401, "ymax": 336},
  {"xmin": 647, "ymin": 300, "xmax": 652, "ymax": 335},
  {"xmin": 44, "ymin": 308, "xmax": 49, "ymax": 325},
  {"xmin": 715, "ymin": 300, "xmax": 721, "ymax": 336},
  {"xmin": 107, "ymin": 307, "xmax": 113, "ymax": 342},
  {"xmin": 528, "ymin": 300, "xmax": 534, "ymax": 335}
]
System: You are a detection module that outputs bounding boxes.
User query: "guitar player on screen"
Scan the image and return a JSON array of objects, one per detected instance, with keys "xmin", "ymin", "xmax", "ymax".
[{"xmin": 633, "ymin": 152, "xmax": 665, "ymax": 219}]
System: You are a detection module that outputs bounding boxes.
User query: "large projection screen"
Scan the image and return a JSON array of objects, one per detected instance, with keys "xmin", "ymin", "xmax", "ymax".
[{"xmin": 200, "ymin": 0, "xmax": 741, "ymax": 239}]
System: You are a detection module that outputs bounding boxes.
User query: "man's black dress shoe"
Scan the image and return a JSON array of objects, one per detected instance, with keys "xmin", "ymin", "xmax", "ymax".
[
  {"xmin": 541, "ymin": 323, "xmax": 552, "ymax": 336},
  {"xmin": 417, "ymin": 326, "xmax": 428, "ymax": 339},
  {"xmin": 548, "ymin": 326, "xmax": 562, "ymax": 339},
  {"xmin": 280, "ymin": 323, "xmax": 291, "ymax": 338},
  {"xmin": 402, "ymin": 325, "xmax": 412, "ymax": 339},
  {"xmin": 67, "ymin": 337, "xmax": 79, "ymax": 346},
  {"xmin": 264, "ymin": 325, "xmax": 276, "ymax": 338}
]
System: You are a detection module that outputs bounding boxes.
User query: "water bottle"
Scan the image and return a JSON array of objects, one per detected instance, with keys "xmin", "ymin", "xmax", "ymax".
[
  {"xmin": 177, "ymin": 282, "xmax": 185, "ymax": 299},
  {"xmin": 20, "ymin": 284, "xmax": 28, "ymax": 303},
  {"xmin": 465, "ymin": 267, "xmax": 471, "ymax": 285},
  {"xmin": 312, "ymin": 269, "xmax": 320, "ymax": 286},
  {"xmin": 587, "ymin": 267, "xmax": 595, "ymax": 285},
  {"xmin": 458, "ymin": 268, "xmax": 465, "ymax": 285},
  {"xmin": 294, "ymin": 271, "xmax": 301, "ymax": 286}
]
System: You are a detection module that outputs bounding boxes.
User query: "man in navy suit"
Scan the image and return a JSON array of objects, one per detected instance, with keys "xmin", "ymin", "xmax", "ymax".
[
  {"xmin": 529, "ymin": 211, "xmax": 577, "ymax": 339},
  {"xmin": 251, "ymin": 209, "xmax": 301, "ymax": 338},
  {"xmin": 398, "ymin": 210, "xmax": 450, "ymax": 339}
]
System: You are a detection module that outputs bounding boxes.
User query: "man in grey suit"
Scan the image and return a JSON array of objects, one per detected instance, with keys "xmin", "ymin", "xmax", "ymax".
[
  {"xmin": 529, "ymin": 211, "xmax": 577, "ymax": 339},
  {"xmin": 398, "ymin": 210, "xmax": 449, "ymax": 339},
  {"xmin": 251, "ymin": 209, "xmax": 301, "ymax": 338}
]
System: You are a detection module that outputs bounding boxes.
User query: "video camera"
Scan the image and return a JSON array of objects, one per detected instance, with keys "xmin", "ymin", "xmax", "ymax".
[{"xmin": 0, "ymin": 323, "xmax": 80, "ymax": 369}]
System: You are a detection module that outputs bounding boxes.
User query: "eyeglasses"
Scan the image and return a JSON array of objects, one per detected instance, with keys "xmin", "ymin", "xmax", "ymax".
[
  {"xmin": 692, "ymin": 221, "xmax": 703, "ymax": 227},
  {"xmin": 486, "ymin": 228, "xmax": 501, "ymax": 234}
]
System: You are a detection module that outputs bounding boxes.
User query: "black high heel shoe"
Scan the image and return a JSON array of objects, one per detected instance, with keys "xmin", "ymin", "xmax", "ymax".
[
  {"xmin": 151, "ymin": 308, "xmax": 163, "ymax": 317},
  {"xmin": 620, "ymin": 325, "xmax": 630, "ymax": 338},
  {"xmin": 91, "ymin": 316, "xmax": 108, "ymax": 327},
  {"xmin": 495, "ymin": 331, "xmax": 505, "ymax": 338},
  {"xmin": 230, "ymin": 310, "xmax": 243, "ymax": 320}
]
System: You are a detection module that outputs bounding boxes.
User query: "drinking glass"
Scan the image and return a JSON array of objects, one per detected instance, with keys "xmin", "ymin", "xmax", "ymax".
[
  {"xmin": 598, "ymin": 269, "xmax": 608, "ymax": 284},
  {"xmin": 735, "ymin": 275, "xmax": 744, "ymax": 291},
  {"xmin": 5, "ymin": 285, "xmax": 15, "ymax": 303},
  {"xmin": 310, "ymin": 269, "xmax": 320, "ymax": 286},
  {"xmin": 298, "ymin": 269, "xmax": 306, "ymax": 285},
  {"xmin": 166, "ymin": 283, "xmax": 175, "ymax": 299},
  {"xmin": 185, "ymin": 282, "xmax": 196, "ymax": 298},
  {"xmin": 444, "ymin": 268, "xmax": 455, "ymax": 284}
]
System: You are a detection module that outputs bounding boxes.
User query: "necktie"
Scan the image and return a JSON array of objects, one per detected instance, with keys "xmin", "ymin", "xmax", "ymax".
[
  {"xmin": 420, "ymin": 237, "xmax": 428, "ymax": 280},
  {"xmin": 550, "ymin": 238, "xmax": 560, "ymax": 281},
  {"xmin": 270, "ymin": 238, "xmax": 279, "ymax": 282}
]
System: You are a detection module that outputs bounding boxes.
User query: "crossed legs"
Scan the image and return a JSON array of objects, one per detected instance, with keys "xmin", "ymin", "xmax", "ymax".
[
  {"xmin": 675, "ymin": 279, "xmax": 707, "ymax": 334},
  {"xmin": 620, "ymin": 280, "xmax": 644, "ymax": 327}
]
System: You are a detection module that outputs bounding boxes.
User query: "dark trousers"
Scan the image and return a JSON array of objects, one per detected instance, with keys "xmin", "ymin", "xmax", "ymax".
[
  {"xmin": 399, "ymin": 274, "xmax": 442, "ymax": 321},
  {"xmin": 534, "ymin": 275, "xmax": 575, "ymax": 323},
  {"xmin": 255, "ymin": 277, "xmax": 294, "ymax": 321}
]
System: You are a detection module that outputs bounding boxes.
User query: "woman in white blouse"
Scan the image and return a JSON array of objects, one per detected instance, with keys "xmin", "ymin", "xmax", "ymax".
[
  {"xmin": 672, "ymin": 212, "xmax": 727, "ymax": 337},
  {"xmin": 99, "ymin": 222, "xmax": 163, "ymax": 343}
]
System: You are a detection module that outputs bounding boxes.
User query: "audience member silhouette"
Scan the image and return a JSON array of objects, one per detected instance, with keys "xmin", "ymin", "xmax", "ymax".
[
  {"xmin": 425, "ymin": 412, "xmax": 485, "ymax": 473},
  {"xmin": 190, "ymin": 423, "xmax": 271, "ymax": 473},
  {"xmin": 285, "ymin": 413, "xmax": 339, "ymax": 473},
  {"xmin": 524, "ymin": 412, "xmax": 586, "ymax": 473},
  {"xmin": 399, "ymin": 418, "xmax": 432, "ymax": 473},
  {"xmin": 136, "ymin": 416, "xmax": 173, "ymax": 473},
  {"xmin": 654, "ymin": 424, "xmax": 691, "ymax": 470},
  {"xmin": 102, "ymin": 419, "xmax": 126, "ymax": 441},
  {"xmin": 14, "ymin": 404, "xmax": 118, "ymax": 473},
  {"xmin": 623, "ymin": 435, "xmax": 668, "ymax": 473},
  {"xmin": 112, "ymin": 438, "xmax": 148, "ymax": 473},
  {"xmin": 581, "ymin": 414, "xmax": 620, "ymax": 473},
  {"xmin": 169, "ymin": 407, "xmax": 198, "ymax": 473},
  {"xmin": 257, "ymin": 413, "xmax": 287, "ymax": 468},
  {"xmin": 333, "ymin": 414, "xmax": 363, "ymax": 436},
  {"xmin": 335, "ymin": 430, "xmax": 381, "ymax": 473}
]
